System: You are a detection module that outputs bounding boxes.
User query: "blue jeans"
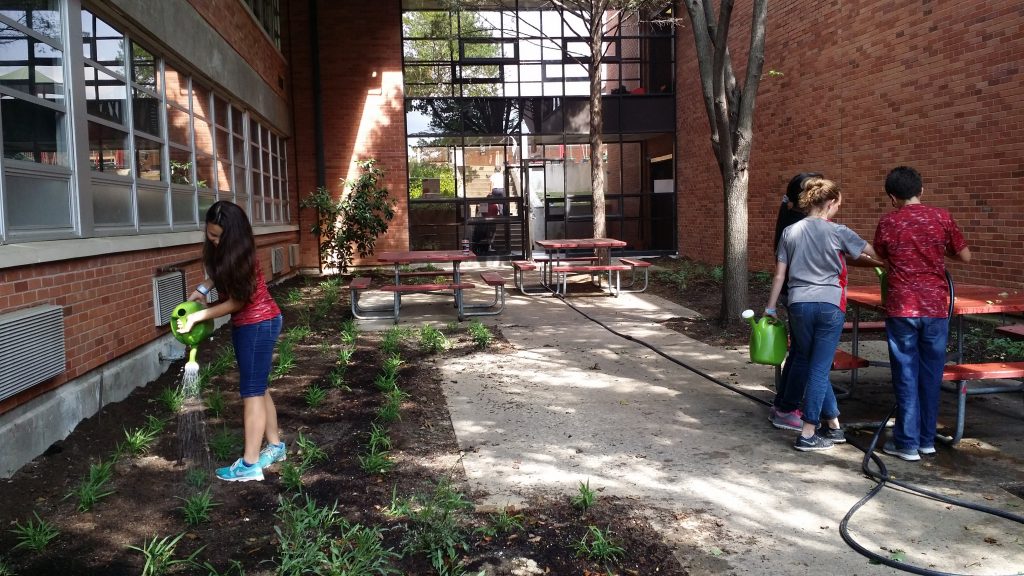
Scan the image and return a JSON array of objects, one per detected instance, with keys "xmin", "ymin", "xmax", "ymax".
[
  {"xmin": 788, "ymin": 302, "xmax": 844, "ymax": 426},
  {"xmin": 232, "ymin": 315, "xmax": 283, "ymax": 398},
  {"xmin": 886, "ymin": 316, "xmax": 949, "ymax": 451},
  {"xmin": 773, "ymin": 315, "xmax": 805, "ymax": 413}
]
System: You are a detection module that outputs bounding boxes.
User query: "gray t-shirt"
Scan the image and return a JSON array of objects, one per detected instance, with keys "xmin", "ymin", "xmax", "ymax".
[{"xmin": 777, "ymin": 217, "xmax": 867, "ymax": 309}]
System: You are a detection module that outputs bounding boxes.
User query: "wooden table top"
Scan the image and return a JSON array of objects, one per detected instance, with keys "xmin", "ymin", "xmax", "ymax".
[
  {"xmin": 847, "ymin": 283, "xmax": 1024, "ymax": 315},
  {"xmin": 377, "ymin": 250, "xmax": 476, "ymax": 264},
  {"xmin": 535, "ymin": 237, "xmax": 627, "ymax": 250}
]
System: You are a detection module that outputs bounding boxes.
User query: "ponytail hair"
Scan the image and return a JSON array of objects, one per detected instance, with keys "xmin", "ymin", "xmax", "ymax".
[
  {"xmin": 774, "ymin": 171, "xmax": 823, "ymax": 250},
  {"xmin": 798, "ymin": 178, "xmax": 841, "ymax": 210}
]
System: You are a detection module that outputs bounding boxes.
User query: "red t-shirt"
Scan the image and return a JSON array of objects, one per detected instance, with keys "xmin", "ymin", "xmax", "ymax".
[
  {"xmin": 873, "ymin": 204, "xmax": 967, "ymax": 318},
  {"xmin": 230, "ymin": 261, "xmax": 282, "ymax": 327}
]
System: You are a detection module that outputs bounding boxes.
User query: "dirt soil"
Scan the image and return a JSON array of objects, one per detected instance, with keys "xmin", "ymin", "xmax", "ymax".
[{"xmin": 0, "ymin": 271, "xmax": 695, "ymax": 576}]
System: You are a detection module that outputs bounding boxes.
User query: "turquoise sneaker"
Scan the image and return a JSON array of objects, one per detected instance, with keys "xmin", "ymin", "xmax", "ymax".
[
  {"xmin": 257, "ymin": 442, "xmax": 287, "ymax": 468},
  {"xmin": 216, "ymin": 458, "xmax": 264, "ymax": 482}
]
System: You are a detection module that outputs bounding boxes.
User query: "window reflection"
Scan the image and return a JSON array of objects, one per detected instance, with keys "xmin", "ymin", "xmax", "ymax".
[
  {"xmin": 87, "ymin": 121, "xmax": 129, "ymax": 174},
  {"xmin": 0, "ymin": 1, "xmax": 62, "ymax": 40},
  {"xmin": 1, "ymin": 96, "xmax": 66, "ymax": 165},
  {"xmin": 0, "ymin": 28, "xmax": 64, "ymax": 102}
]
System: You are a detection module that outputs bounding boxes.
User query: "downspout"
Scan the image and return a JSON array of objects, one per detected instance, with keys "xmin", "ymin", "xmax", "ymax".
[{"xmin": 310, "ymin": 0, "xmax": 325, "ymax": 189}]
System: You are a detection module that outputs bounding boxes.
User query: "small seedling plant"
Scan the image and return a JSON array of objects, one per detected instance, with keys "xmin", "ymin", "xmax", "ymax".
[
  {"xmin": 575, "ymin": 525, "xmax": 625, "ymax": 564},
  {"xmin": 272, "ymin": 342, "xmax": 297, "ymax": 380},
  {"xmin": 420, "ymin": 324, "xmax": 450, "ymax": 354},
  {"xmin": 368, "ymin": 423, "xmax": 393, "ymax": 453},
  {"xmin": 209, "ymin": 427, "xmax": 242, "ymax": 461},
  {"xmin": 400, "ymin": 478, "xmax": 474, "ymax": 576},
  {"xmin": 475, "ymin": 509, "xmax": 524, "ymax": 538},
  {"xmin": 128, "ymin": 532, "xmax": 203, "ymax": 576},
  {"xmin": 204, "ymin": 387, "xmax": 226, "ymax": 417},
  {"xmin": 304, "ymin": 383, "xmax": 328, "ymax": 408},
  {"xmin": 10, "ymin": 512, "xmax": 60, "ymax": 552},
  {"xmin": 571, "ymin": 479, "xmax": 597, "ymax": 512},
  {"xmin": 178, "ymin": 489, "xmax": 218, "ymax": 525},
  {"xmin": 157, "ymin": 386, "xmax": 185, "ymax": 413},
  {"xmin": 467, "ymin": 320, "xmax": 492, "ymax": 349},
  {"xmin": 67, "ymin": 459, "xmax": 116, "ymax": 512},
  {"xmin": 358, "ymin": 448, "xmax": 395, "ymax": 476}
]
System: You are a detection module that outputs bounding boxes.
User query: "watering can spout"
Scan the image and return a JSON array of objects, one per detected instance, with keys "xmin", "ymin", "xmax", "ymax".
[{"xmin": 741, "ymin": 309, "xmax": 756, "ymax": 328}]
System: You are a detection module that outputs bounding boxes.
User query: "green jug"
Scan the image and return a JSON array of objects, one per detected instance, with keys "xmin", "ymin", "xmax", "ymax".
[
  {"xmin": 742, "ymin": 309, "xmax": 788, "ymax": 366},
  {"xmin": 169, "ymin": 301, "xmax": 215, "ymax": 347},
  {"xmin": 875, "ymin": 267, "xmax": 888, "ymax": 304}
]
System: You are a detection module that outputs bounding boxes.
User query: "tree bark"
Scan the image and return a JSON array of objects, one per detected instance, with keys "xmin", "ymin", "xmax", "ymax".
[
  {"xmin": 720, "ymin": 171, "xmax": 749, "ymax": 321},
  {"xmin": 589, "ymin": 5, "xmax": 607, "ymax": 243}
]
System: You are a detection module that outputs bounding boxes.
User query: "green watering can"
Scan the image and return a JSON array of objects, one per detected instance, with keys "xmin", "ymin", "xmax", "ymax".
[
  {"xmin": 168, "ymin": 300, "xmax": 215, "ymax": 348},
  {"xmin": 741, "ymin": 309, "xmax": 788, "ymax": 366},
  {"xmin": 875, "ymin": 266, "xmax": 888, "ymax": 303}
]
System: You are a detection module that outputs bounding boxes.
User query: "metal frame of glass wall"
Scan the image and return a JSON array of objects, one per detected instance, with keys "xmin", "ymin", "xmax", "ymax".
[{"xmin": 401, "ymin": 0, "xmax": 676, "ymax": 258}]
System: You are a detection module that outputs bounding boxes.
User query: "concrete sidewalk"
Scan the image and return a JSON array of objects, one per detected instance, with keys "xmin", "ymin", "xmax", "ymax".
[{"xmin": 357, "ymin": 271, "xmax": 1024, "ymax": 574}]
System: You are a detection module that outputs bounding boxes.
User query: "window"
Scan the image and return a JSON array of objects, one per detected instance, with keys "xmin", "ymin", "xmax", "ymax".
[
  {"xmin": 241, "ymin": 0, "xmax": 280, "ymax": 49},
  {"xmin": 0, "ymin": 2, "xmax": 290, "ymax": 242}
]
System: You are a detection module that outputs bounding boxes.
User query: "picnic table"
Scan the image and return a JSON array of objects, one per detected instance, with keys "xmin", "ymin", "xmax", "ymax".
[
  {"xmin": 375, "ymin": 250, "xmax": 476, "ymax": 322},
  {"xmin": 846, "ymin": 282, "xmax": 1024, "ymax": 444},
  {"xmin": 534, "ymin": 238, "xmax": 629, "ymax": 296}
]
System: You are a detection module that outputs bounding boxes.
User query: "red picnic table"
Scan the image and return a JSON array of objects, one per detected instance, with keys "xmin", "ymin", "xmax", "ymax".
[
  {"xmin": 534, "ymin": 238, "xmax": 629, "ymax": 296},
  {"xmin": 377, "ymin": 250, "xmax": 476, "ymax": 321}
]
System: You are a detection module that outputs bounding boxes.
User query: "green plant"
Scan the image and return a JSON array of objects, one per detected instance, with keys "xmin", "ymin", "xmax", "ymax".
[
  {"xmin": 128, "ymin": 533, "xmax": 203, "ymax": 576},
  {"xmin": 655, "ymin": 268, "xmax": 690, "ymax": 291},
  {"xmin": 204, "ymin": 387, "xmax": 226, "ymax": 418},
  {"xmin": 300, "ymin": 159, "xmax": 396, "ymax": 273},
  {"xmin": 119, "ymin": 424, "xmax": 161, "ymax": 457},
  {"xmin": 186, "ymin": 468, "xmax": 208, "ymax": 488},
  {"xmin": 10, "ymin": 512, "xmax": 59, "ymax": 552},
  {"xmin": 340, "ymin": 319, "xmax": 358, "ymax": 344},
  {"xmin": 192, "ymin": 559, "xmax": 246, "ymax": 576},
  {"xmin": 328, "ymin": 369, "xmax": 351, "ymax": 391},
  {"xmin": 420, "ymin": 325, "xmax": 451, "ymax": 354},
  {"xmin": 383, "ymin": 485, "xmax": 411, "ymax": 518},
  {"xmin": 337, "ymin": 344, "xmax": 355, "ymax": 366},
  {"xmin": 273, "ymin": 494, "xmax": 399, "ymax": 576},
  {"xmin": 284, "ymin": 325, "xmax": 312, "ymax": 345},
  {"xmin": 286, "ymin": 287, "xmax": 303, "ymax": 304},
  {"xmin": 209, "ymin": 427, "xmax": 242, "ymax": 461},
  {"xmin": 157, "ymin": 386, "xmax": 184, "ymax": 413},
  {"xmin": 0, "ymin": 557, "xmax": 13, "ymax": 576},
  {"xmin": 751, "ymin": 270, "xmax": 772, "ymax": 288},
  {"xmin": 401, "ymin": 478, "xmax": 474, "ymax": 575},
  {"xmin": 179, "ymin": 489, "xmax": 218, "ymax": 525},
  {"xmin": 374, "ymin": 373, "xmax": 399, "ymax": 393},
  {"xmin": 368, "ymin": 423, "xmax": 393, "ymax": 453},
  {"xmin": 376, "ymin": 397, "xmax": 401, "ymax": 423},
  {"xmin": 68, "ymin": 460, "xmax": 115, "ymax": 512},
  {"xmin": 575, "ymin": 525, "xmax": 625, "ymax": 563},
  {"xmin": 467, "ymin": 320, "xmax": 492, "ymax": 349},
  {"xmin": 295, "ymin": 432, "xmax": 327, "ymax": 467},
  {"xmin": 272, "ymin": 343, "xmax": 296, "ymax": 380},
  {"xmin": 279, "ymin": 461, "xmax": 307, "ymax": 492},
  {"xmin": 382, "ymin": 354, "xmax": 404, "ymax": 378},
  {"xmin": 571, "ymin": 479, "xmax": 596, "ymax": 512},
  {"xmin": 476, "ymin": 509, "xmax": 524, "ymax": 538},
  {"xmin": 304, "ymin": 384, "xmax": 328, "ymax": 408},
  {"xmin": 358, "ymin": 448, "xmax": 394, "ymax": 475},
  {"xmin": 380, "ymin": 327, "xmax": 404, "ymax": 357},
  {"xmin": 209, "ymin": 346, "xmax": 236, "ymax": 376},
  {"xmin": 709, "ymin": 265, "xmax": 725, "ymax": 283}
]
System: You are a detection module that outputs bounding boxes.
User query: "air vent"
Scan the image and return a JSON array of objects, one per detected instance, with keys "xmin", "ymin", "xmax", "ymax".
[
  {"xmin": 271, "ymin": 247, "xmax": 285, "ymax": 274},
  {"xmin": 153, "ymin": 271, "xmax": 185, "ymax": 327},
  {"xmin": 0, "ymin": 305, "xmax": 65, "ymax": 402},
  {"xmin": 289, "ymin": 244, "xmax": 300, "ymax": 267}
]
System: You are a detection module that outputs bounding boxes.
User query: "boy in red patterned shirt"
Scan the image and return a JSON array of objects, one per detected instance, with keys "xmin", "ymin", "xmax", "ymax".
[{"xmin": 873, "ymin": 166, "xmax": 971, "ymax": 461}]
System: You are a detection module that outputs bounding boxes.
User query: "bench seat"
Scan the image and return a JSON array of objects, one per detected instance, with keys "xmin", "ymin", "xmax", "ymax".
[
  {"xmin": 464, "ymin": 272, "xmax": 506, "ymax": 317},
  {"xmin": 617, "ymin": 257, "xmax": 651, "ymax": 292},
  {"xmin": 938, "ymin": 361, "xmax": 1024, "ymax": 445},
  {"xmin": 398, "ymin": 270, "xmax": 454, "ymax": 278},
  {"xmin": 550, "ymin": 264, "xmax": 632, "ymax": 297},
  {"xmin": 350, "ymin": 277, "xmax": 395, "ymax": 320},
  {"xmin": 995, "ymin": 324, "xmax": 1024, "ymax": 340},
  {"xmin": 842, "ymin": 320, "xmax": 887, "ymax": 333}
]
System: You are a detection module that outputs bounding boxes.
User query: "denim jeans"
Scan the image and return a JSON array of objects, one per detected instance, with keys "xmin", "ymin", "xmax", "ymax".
[
  {"xmin": 788, "ymin": 302, "xmax": 844, "ymax": 426},
  {"xmin": 885, "ymin": 316, "xmax": 949, "ymax": 451},
  {"xmin": 232, "ymin": 314, "xmax": 283, "ymax": 398},
  {"xmin": 773, "ymin": 315, "xmax": 805, "ymax": 413}
]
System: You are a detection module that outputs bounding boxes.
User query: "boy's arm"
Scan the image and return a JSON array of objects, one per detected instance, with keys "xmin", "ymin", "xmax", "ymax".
[{"xmin": 949, "ymin": 246, "xmax": 972, "ymax": 263}]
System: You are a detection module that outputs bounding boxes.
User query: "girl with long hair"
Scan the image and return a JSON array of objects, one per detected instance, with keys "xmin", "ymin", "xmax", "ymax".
[{"xmin": 178, "ymin": 201, "xmax": 285, "ymax": 481}]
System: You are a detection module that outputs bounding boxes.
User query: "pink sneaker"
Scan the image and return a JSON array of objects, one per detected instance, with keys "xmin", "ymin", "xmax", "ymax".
[{"xmin": 772, "ymin": 409, "xmax": 803, "ymax": 432}]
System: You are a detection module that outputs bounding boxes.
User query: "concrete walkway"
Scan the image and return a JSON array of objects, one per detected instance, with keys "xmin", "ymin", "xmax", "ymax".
[{"xmin": 356, "ymin": 270, "xmax": 1024, "ymax": 574}]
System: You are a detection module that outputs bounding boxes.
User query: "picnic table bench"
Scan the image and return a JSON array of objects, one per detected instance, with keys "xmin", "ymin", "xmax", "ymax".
[
  {"xmin": 995, "ymin": 324, "xmax": 1024, "ymax": 339},
  {"xmin": 550, "ymin": 263, "xmax": 632, "ymax": 297},
  {"xmin": 939, "ymin": 361, "xmax": 1024, "ymax": 445},
  {"xmin": 463, "ymin": 271, "xmax": 506, "ymax": 317}
]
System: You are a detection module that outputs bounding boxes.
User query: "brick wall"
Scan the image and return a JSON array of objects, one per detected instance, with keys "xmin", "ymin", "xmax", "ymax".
[
  {"xmin": 675, "ymin": 0, "xmax": 1024, "ymax": 288},
  {"xmin": 187, "ymin": 0, "xmax": 288, "ymax": 99},
  {"xmin": 0, "ymin": 234, "xmax": 297, "ymax": 414},
  {"xmin": 286, "ymin": 0, "xmax": 409, "ymax": 260}
]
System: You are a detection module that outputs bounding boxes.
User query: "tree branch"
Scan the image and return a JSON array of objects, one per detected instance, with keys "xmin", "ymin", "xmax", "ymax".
[
  {"xmin": 734, "ymin": 0, "xmax": 768, "ymax": 161},
  {"xmin": 712, "ymin": 0, "xmax": 735, "ymax": 169},
  {"xmin": 683, "ymin": 1, "xmax": 720, "ymax": 155}
]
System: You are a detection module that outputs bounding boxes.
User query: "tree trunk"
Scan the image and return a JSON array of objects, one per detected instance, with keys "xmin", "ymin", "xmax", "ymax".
[
  {"xmin": 589, "ymin": 14, "xmax": 607, "ymax": 243},
  {"xmin": 720, "ymin": 171, "xmax": 749, "ymax": 323}
]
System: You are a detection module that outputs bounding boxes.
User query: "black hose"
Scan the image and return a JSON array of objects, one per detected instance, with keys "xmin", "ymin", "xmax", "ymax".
[{"xmin": 552, "ymin": 278, "xmax": 1024, "ymax": 576}]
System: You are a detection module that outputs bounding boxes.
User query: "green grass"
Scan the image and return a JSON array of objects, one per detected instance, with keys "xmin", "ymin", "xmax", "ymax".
[
  {"xmin": 279, "ymin": 461, "xmax": 307, "ymax": 493},
  {"xmin": 304, "ymin": 384, "xmax": 328, "ymax": 408},
  {"xmin": 156, "ymin": 386, "xmax": 184, "ymax": 413},
  {"xmin": 575, "ymin": 525, "xmax": 624, "ymax": 563},
  {"xmin": 185, "ymin": 468, "xmax": 208, "ymax": 488},
  {"xmin": 209, "ymin": 427, "xmax": 242, "ymax": 461},
  {"xmin": 67, "ymin": 460, "xmax": 116, "ymax": 512},
  {"xmin": 118, "ymin": 424, "xmax": 161, "ymax": 458},
  {"xmin": 128, "ymin": 532, "xmax": 203, "ymax": 576},
  {"xmin": 358, "ymin": 448, "xmax": 394, "ymax": 476},
  {"xmin": 400, "ymin": 478, "xmax": 474, "ymax": 575},
  {"xmin": 571, "ymin": 479, "xmax": 596, "ymax": 512},
  {"xmin": 295, "ymin": 432, "xmax": 327, "ymax": 467},
  {"xmin": 368, "ymin": 423, "xmax": 392, "ymax": 453}
]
